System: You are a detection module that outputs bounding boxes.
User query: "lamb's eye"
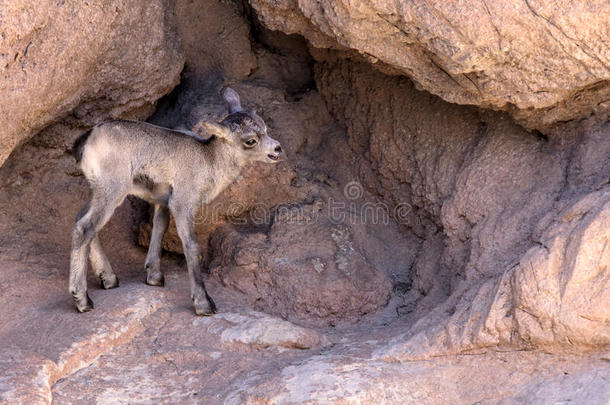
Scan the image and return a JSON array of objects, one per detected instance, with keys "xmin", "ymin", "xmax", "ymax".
[{"xmin": 244, "ymin": 138, "xmax": 257, "ymax": 147}]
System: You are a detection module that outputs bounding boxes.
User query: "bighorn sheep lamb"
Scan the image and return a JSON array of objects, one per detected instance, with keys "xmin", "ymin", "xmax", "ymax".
[{"xmin": 69, "ymin": 88, "xmax": 282, "ymax": 315}]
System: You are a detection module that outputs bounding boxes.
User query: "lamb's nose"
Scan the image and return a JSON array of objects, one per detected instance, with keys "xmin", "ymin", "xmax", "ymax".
[{"xmin": 275, "ymin": 145, "xmax": 283, "ymax": 154}]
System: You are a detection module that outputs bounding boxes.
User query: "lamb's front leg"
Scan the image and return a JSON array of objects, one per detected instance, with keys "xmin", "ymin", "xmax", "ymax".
[
  {"xmin": 170, "ymin": 201, "xmax": 216, "ymax": 316},
  {"xmin": 144, "ymin": 204, "xmax": 170, "ymax": 287}
]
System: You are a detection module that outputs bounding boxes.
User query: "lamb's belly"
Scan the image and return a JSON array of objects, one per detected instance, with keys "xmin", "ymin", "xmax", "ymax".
[{"xmin": 130, "ymin": 177, "xmax": 173, "ymax": 206}]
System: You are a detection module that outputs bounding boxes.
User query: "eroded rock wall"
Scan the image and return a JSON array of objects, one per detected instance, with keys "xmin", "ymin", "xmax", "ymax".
[
  {"xmin": 313, "ymin": 51, "xmax": 610, "ymax": 354},
  {"xmin": 124, "ymin": 0, "xmax": 609, "ymax": 342},
  {"xmin": 130, "ymin": 1, "xmax": 395, "ymax": 326},
  {"xmin": 0, "ymin": 0, "xmax": 184, "ymax": 167},
  {"xmin": 250, "ymin": 0, "xmax": 610, "ymax": 130}
]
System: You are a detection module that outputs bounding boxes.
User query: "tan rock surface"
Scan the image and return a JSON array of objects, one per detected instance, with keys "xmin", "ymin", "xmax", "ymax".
[
  {"xmin": 0, "ymin": 129, "xmax": 323, "ymax": 403},
  {"xmin": 314, "ymin": 53, "xmax": 610, "ymax": 354},
  {"xmin": 0, "ymin": 0, "xmax": 184, "ymax": 167},
  {"xmin": 174, "ymin": 0, "xmax": 256, "ymax": 79},
  {"xmin": 251, "ymin": 0, "xmax": 610, "ymax": 129},
  {"xmin": 209, "ymin": 216, "xmax": 392, "ymax": 327},
  {"xmin": 226, "ymin": 351, "xmax": 610, "ymax": 404},
  {"xmin": 197, "ymin": 311, "xmax": 329, "ymax": 349}
]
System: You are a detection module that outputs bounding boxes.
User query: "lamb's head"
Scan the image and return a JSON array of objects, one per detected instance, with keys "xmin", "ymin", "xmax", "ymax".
[{"xmin": 197, "ymin": 88, "xmax": 283, "ymax": 164}]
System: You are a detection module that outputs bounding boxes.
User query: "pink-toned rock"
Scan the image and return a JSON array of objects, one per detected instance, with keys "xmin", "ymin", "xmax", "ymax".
[
  {"xmin": 174, "ymin": 0, "xmax": 256, "ymax": 79},
  {"xmin": 375, "ymin": 188, "xmax": 610, "ymax": 360},
  {"xmin": 194, "ymin": 311, "xmax": 329, "ymax": 349},
  {"xmin": 489, "ymin": 188, "xmax": 610, "ymax": 349},
  {"xmin": 1, "ymin": 0, "xmax": 608, "ymax": 401},
  {"xmin": 208, "ymin": 201, "xmax": 393, "ymax": 327},
  {"xmin": 0, "ymin": 0, "xmax": 184, "ymax": 167},
  {"xmin": 226, "ymin": 351, "xmax": 610, "ymax": 404},
  {"xmin": 251, "ymin": 0, "xmax": 610, "ymax": 130},
  {"xmin": 315, "ymin": 54, "xmax": 610, "ymax": 354}
]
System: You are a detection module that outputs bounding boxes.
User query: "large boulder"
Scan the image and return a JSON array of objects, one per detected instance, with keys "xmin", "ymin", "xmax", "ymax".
[
  {"xmin": 208, "ymin": 203, "xmax": 393, "ymax": 327},
  {"xmin": 250, "ymin": 0, "xmax": 610, "ymax": 130},
  {"xmin": 0, "ymin": 0, "xmax": 184, "ymax": 166},
  {"xmin": 376, "ymin": 186, "xmax": 610, "ymax": 360}
]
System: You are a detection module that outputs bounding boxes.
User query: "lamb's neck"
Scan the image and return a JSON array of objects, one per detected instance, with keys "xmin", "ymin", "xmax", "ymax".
[{"xmin": 207, "ymin": 140, "xmax": 245, "ymax": 195}]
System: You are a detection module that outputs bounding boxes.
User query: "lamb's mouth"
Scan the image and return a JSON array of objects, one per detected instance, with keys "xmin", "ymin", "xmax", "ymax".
[{"xmin": 267, "ymin": 154, "xmax": 279, "ymax": 161}]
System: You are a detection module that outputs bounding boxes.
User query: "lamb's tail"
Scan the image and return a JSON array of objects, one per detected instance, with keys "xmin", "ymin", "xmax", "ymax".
[{"xmin": 70, "ymin": 128, "xmax": 94, "ymax": 163}]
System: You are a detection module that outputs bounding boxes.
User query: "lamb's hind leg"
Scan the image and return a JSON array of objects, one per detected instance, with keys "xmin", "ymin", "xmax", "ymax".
[
  {"xmin": 70, "ymin": 187, "xmax": 127, "ymax": 312},
  {"xmin": 90, "ymin": 236, "xmax": 119, "ymax": 289},
  {"xmin": 76, "ymin": 200, "xmax": 119, "ymax": 290},
  {"xmin": 145, "ymin": 204, "xmax": 170, "ymax": 286}
]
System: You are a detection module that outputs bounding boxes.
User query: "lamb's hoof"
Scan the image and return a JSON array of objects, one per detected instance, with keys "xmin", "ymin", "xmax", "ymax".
[
  {"xmin": 146, "ymin": 274, "xmax": 165, "ymax": 287},
  {"xmin": 74, "ymin": 293, "xmax": 94, "ymax": 313},
  {"xmin": 193, "ymin": 295, "xmax": 216, "ymax": 316},
  {"xmin": 101, "ymin": 275, "xmax": 119, "ymax": 290}
]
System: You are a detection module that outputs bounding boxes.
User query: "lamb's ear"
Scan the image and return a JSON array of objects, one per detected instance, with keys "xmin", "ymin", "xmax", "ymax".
[
  {"xmin": 194, "ymin": 121, "xmax": 231, "ymax": 139},
  {"xmin": 222, "ymin": 87, "xmax": 242, "ymax": 114}
]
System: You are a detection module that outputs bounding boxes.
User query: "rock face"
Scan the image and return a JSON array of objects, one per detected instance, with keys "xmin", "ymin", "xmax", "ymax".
[
  {"xmin": 174, "ymin": 0, "xmax": 256, "ymax": 79},
  {"xmin": 503, "ymin": 190, "xmax": 610, "ymax": 348},
  {"xmin": 0, "ymin": 0, "xmax": 609, "ymax": 402},
  {"xmin": 0, "ymin": 0, "xmax": 184, "ymax": 167},
  {"xmin": 209, "ymin": 215, "xmax": 392, "ymax": 327},
  {"xmin": 250, "ymin": 0, "xmax": 610, "ymax": 130},
  {"xmin": 138, "ymin": 11, "xmax": 395, "ymax": 325},
  {"xmin": 314, "ymin": 52, "xmax": 610, "ymax": 355},
  {"xmin": 226, "ymin": 351, "xmax": 610, "ymax": 404}
]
